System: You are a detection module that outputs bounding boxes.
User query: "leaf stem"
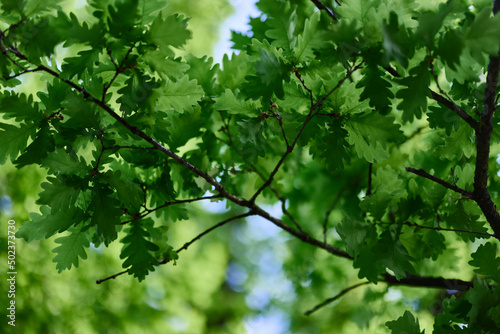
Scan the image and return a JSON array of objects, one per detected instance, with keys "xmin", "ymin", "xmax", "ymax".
[{"xmin": 405, "ymin": 167, "xmax": 472, "ymax": 197}]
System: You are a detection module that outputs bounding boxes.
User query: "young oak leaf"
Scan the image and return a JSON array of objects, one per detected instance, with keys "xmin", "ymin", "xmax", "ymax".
[
  {"xmin": 386, "ymin": 310, "xmax": 424, "ymax": 334},
  {"xmin": 52, "ymin": 226, "xmax": 91, "ymax": 273},
  {"xmin": 213, "ymin": 89, "xmax": 260, "ymax": 116},
  {"xmin": 469, "ymin": 243, "xmax": 500, "ymax": 283},
  {"xmin": 154, "ymin": 75, "xmax": 204, "ymax": 113},
  {"xmin": 89, "ymin": 183, "xmax": 122, "ymax": 246},
  {"xmin": 120, "ymin": 221, "xmax": 160, "ymax": 282},
  {"xmin": 16, "ymin": 206, "xmax": 87, "ymax": 243}
]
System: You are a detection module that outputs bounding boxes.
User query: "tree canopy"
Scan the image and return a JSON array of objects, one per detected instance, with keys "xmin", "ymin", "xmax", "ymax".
[{"xmin": 2, "ymin": 0, "xmax": 500, "ymax": 333}]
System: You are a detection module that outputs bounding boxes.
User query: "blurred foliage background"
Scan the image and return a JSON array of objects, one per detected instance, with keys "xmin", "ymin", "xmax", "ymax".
[{"xmin": 0, "ymin": 0, "xmax": 472, "ymax": 333}]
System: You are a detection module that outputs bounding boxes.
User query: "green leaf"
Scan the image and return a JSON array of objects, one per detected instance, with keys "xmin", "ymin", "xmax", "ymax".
[
  {"xmin": 396, "ymin": 62, "xmax": 431, "ymax": 122},
  {"xmin": 360, "ymin": 166, "xmax": 407, "ymax": 220},
  {"xmin": 61, "ymin": 48, "xmax": 101, "ymax": 79},
  {"xmin": 89, "ymin": 183, "xmax": 122, "ymax": 246},
  {"xmin": 41, "ymin": 148, "xmax": 89, "ymax": 176},
  {"xmin": 469, "ymin": 243, "xmax": 500, "ymax": 283},
  {"xmin": 105, "ymin": 170, "xmax": 144, "ymax": 213},
  {"xmin": 314, "ymin": 119, "xmax": 351, "ymax": 172},
  {"xmin": 437, "ymin": 29, "xmax": 464, "ymax": 71},
  {"xmin": 120, "ymin": 221, "xmax": 160, "ymax": 281},
  {"xmin": 0, "ymin": 122, "xmax": 37, "ymax": 164},
  {"xmin": 107, "ymin": 0, "xmax": 140, "ymax": 40},
  {"xmin": 386, "ymin": 310, "xmax": 424, "ymax": 334},
  {"xmin": 143, "ymin": 51, "xmax": 189, "ymax": 79},
  {"xmin": 294, "ymin": 11, "xmax": 326, "ymax": 62},
  {"xmin": 346, "ymin": 113, "xmax": 402, "ymax": 163},
  {"xmin": 382, "ymin": 12, "xmax": 412, "ymax": 68},
  {"xmin": 185, "ymin": 54, "xmax": 218, "ymax": 94},
  {"xmin": 52, "ymin": 226, "xmax": 90, "ymax": 273},
  {"xmin": 137, "ymin": 0, "xmax": 167, "ymax": 26},
  {"xmin": 154, "ymin": 75, "xmax": 203, "ymax": 113},
  {"xmin": 465, "ymin": 7, "xmax": 500, "ymax": 63},
  {"xmin": 217, "ymin": 52, "xmax": 251, "ymax": 90},
  {"xmin": 337, "ymin": 215, "xmax": 377, "ymax": 258},
  {"xmin": 265, "ymin": 7, "xmax": 297, "ymax": 54},
  {"xmin": 373, "ymin": 230, "xmax": 415, "ymax": 280},
  {"xmin": 356, "ymin": 64, "xmax": 394, "ymax": 114},
  {"xmin": 149, "ymin": 13, "xmax": 192, "ymax": 57},
  {"xmin": 435, "ymin": 123, "xmax": 475, "ymax": 161},
  {"xmin": 254, "ymin": 46, "xmax": 288, "ymax": 99},
  {"xmin": 0, "ymin": 91, "xmax": 44, "ymax": 122},
  {"xmin": 23, "ymin": 0, "xmax": 62, "ymax": 16},
  {"xmin": 213, "ymin": 89, "xmax": 260, "ymax": 115},
  {"xmin": 37, "ymin": 175, "xmax": 85, "ymax": 214},
  {"xmin": 16, "ymin": 206, "xmax": 86, "ymax": 242},
  {"xmin": 445, "ymin": 201, "xmax": 488, "ymax": 242},
  {"xmin": 236, "ymin": 118, "xmax": 266, "ymax": 162},
  {"xmin": 14, "ymin": 123, "xmax": 56, "ymax": 168},
  {"xmin": 117, "ymin": 71, "xmax": 160, "ymax": 115},
  {"xmin": 426, "ymin": 104, "xmax": 462, "ymax": 136}
]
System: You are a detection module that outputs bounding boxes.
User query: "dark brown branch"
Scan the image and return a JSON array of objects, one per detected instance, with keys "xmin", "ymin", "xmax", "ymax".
[
  {"xmin": 382, "ymin": 273, "xmax": 473, "ymax": 291},
  {"xmin": 309, "ymin": 0, "xmax": 338, "ymax": 21},
  {"xmin": 250, "ymin": 204, "xmax": 353, "ymax": 259},
  {"xmin": 305, "ymin": 272, "xmax": 475, "ymax": 315},
  {"xmin": 473, "ymin": 48, "xmax": 500, "ymax": 239},
  {"xmin": 405, "ymin": 167, "xmax": 472, "ymax": 198},
  {"xmin": 305, "ymin": 281, "xmax": 370, "ymax": 315},
  {"xmin": 429, "ymin": 89, "xmax": 478, "ymax": 130}
]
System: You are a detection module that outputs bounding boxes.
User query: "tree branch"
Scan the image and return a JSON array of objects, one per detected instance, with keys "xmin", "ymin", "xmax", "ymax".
[
  {"xmin": 405, "ymin": 167, "xmax": 472, "ymax": 198},
  {"xmin": 402, "ymin": 221, "xmax": 495, "ymax": 238},
  {"xmin": 172, "ymin": 211, "xmax": 255, "ymax": 254},
  {"xmin": 429, "ymin": 89, "xmax": 478, "ymax": 130},
  {"xmin": 381, "ymin": 273, "xmax": 473, "ymax": 291},
  {"xmin": 309, "ymin": 0, "xmax": 338, "ymax": 21},
  {"xmin": 305, "ymin": 281, "xmax": 371, "ymax": 315},
  {"xmin": 472, "ymin": 48, "xmax": 500, "ymax": 239},
  {"xmin": 120, "ymin": 195, "xmax": 223, "ymax": 225}
]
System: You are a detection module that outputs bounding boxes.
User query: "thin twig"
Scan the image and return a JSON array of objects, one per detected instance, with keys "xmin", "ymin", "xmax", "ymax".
[
  {"xmin": 403, "ymin": 221, "xmax": 494, "ymax": 237},
  {"xmin": 305, "ymin": 281, "xmax": 370, "ymax": 315},
  {"xmin": 97, "ymin": 211, "xmax": 254, "ymax": 283},
  {"xmin": 102, "ymin": 45, "xmax": 135, "ymax": 102},
  {"xmin": 313, "ymin": 61, "xmax": 364, "ymax": 109},
  {"xmin": 384, "ymin": 65, "xmax": 478, "ymax": 130},
  {"xmin": 251, "ymin": 63, "xmax": 363, "ymax": 203},
  {"xmin": 96, "ymin": 269, "xmax": 129, "ymax": 284},
  {"xmin": 309, "ymin": 0, "xmax": 338, "ymax": 21},
  {"xmin": 366, "ymin": 163, "xmax": 373, "ymax": 196},
  {"xmin": 120, "ymin": 195, "xmax": 223, "ymax": 225},
  {"xmin": 293, "ymin": 68, "xmax": 314, "ymax": 106},
  {"xmin": 251, "ymin": 166, "xmax": 304, "ymax": 233},
  {"xmin": 405, "ymin": 167, "xmax": 472, "ymax": 197},
  {"xmin": 172, "ymin": 211, "xmax": 255, "ymax": 254}
]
